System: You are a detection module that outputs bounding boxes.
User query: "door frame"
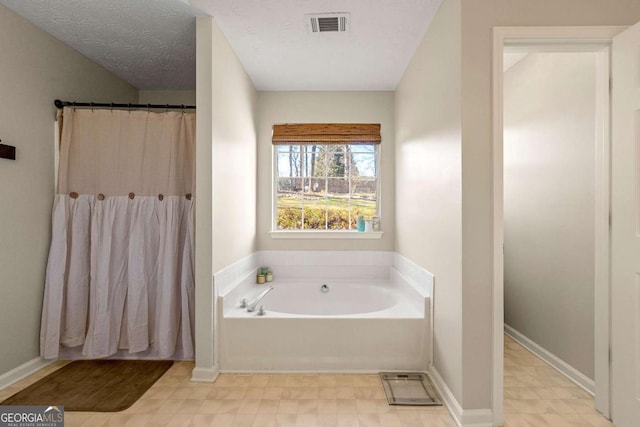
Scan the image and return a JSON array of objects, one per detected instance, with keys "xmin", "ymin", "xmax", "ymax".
[{"xmin": 492, "ymin": 26, "xmax": 626, "ymax": 426}]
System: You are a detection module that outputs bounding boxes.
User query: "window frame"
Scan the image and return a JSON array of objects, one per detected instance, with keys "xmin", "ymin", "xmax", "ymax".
[{"xmin": 271, "ymin": 142, "xmax": 383, "ymax": 238}]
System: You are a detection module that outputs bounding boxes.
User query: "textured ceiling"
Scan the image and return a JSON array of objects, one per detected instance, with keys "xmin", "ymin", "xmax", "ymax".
[
  {"xmin": 0, "ymin": 0, "xmax": 442, "ymax": 91},
  {"xmin": 191, "ymin": 0, "xmax": 443, "ymax": 90},
  {"xmin": 0, "ymin": 0, "xmax": 200, "ymax": 90}
]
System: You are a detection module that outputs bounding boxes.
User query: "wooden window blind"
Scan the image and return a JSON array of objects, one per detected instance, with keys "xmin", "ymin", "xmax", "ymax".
[{"xmin": 272, "ymin": 123, "xmax": 381, "ymax": 145}]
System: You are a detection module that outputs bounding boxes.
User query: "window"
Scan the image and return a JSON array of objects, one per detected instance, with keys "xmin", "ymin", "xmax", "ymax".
[{"xmin": 272, "ymin": 124, "xmax": 381, "ymax": 231}]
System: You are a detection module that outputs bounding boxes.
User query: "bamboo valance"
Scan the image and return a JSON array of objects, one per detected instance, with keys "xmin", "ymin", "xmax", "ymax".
[{"xmin": 272, "ymin": 123, "xmax": 381, "ymax": 145}]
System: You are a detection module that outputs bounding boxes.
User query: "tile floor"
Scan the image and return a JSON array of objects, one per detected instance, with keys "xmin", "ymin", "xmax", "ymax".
[
  {"xmin": 0, "ymin": 363, "xmax": 453, "ymax": 427},
  {"xmin": 503, "ymin": 335, "xmax": 612, "ymax": 427},
  {"xmin": 0, "ymin": 336, "xmax": 614, "ymax": 426}
]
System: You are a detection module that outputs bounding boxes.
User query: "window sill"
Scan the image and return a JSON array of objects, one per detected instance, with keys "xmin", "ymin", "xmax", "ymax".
[{"xmin": 270, "ymin": 231, "xmax": 384, "ymax": 240}]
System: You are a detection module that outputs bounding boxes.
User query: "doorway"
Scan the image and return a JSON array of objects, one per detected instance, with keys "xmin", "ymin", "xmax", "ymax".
[
  {"xmin": 502, "ymin": 47, "xmax": 609, "ymax": 423},
  {"xmin": 491, "ymin": 27, "xmax": 623, "ymax": 427}
]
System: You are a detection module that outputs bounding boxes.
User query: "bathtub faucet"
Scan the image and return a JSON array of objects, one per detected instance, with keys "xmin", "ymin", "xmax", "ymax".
[{"xmin": 247, "ymin": 286, "xmax": 274, "ymax": 312}]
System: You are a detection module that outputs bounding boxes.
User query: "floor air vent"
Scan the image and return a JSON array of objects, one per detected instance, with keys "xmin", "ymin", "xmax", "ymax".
[{"xmin": 379, "ymin": 372, "xmax": 443, "ymax": 406}]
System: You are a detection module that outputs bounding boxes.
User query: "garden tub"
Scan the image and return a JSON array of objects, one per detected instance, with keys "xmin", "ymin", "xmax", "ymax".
[{"xmin": 218, "ymin": 273, "xmax": 430, "ymax": 372}]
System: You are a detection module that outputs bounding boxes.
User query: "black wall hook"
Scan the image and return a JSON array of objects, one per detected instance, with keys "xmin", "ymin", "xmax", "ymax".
[{"xmin": 0, "ymin": 140, "xmax": 16, "ymax": 161}]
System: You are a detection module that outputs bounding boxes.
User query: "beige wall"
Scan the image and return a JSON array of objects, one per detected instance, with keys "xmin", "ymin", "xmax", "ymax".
[
  {"xmin": 194, "ymin": 16, "xmax": 215, "ymax": 375},
  {"xmin": 138, "ymin": 90, "xmax": 196, "ymax": 106},
  {"xmin": 0, "ymin": 4, "xmax": 137, "ymax": 377},
  {"xmin": 460, "ymin": 0, "xmax": 640, "ymax": 410},
  {"xmin": 395, "ymin": 0, "xmax": 463, "ymax": 402},
  {"xmin": 256, "ymin": 91, "xmax": 395, "ymax": 251},
  {"xmin": 211, "ymin": 24, "xmax": 258, "ymax": 272},
  {"xmin": 194, "ymin": 17, "xmax": 257, "ymax": 375},
  {"xmin": 504, "ymin": 52, "xmax": 597, "ymax": 379},
  {"xmin": 193, "ymin": 17, "xmax": 257, "ymax": 381}
]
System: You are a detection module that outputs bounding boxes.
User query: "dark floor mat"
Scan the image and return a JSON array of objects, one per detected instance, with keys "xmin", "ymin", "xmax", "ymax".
[{"xmin": 1, "ymin": 359, "xmax": 173, "ymax": 412}]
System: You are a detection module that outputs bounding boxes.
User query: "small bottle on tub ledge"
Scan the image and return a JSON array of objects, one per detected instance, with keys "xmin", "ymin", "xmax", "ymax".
[{"xmin": 257, "ymin": 266, "xmax": 273, "ymax": 284}]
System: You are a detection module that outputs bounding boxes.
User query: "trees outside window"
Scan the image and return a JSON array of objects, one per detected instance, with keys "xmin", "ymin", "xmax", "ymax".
[{"xmin": 275, "ymin": 144, "xmax": 378, "ymax": 230}]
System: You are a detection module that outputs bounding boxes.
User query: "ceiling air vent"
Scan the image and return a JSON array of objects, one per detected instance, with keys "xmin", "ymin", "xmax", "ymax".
[{"xmin": 306, "ymin": 13, "xmax": 349, "ymax": 34}]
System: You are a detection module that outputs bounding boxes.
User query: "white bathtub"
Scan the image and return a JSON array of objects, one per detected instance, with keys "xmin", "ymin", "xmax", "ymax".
[
  {"xmin": 217, "ymin": 258, "xmax": 432, "ymax": 372},
  {"xmin": 231, "ymin": 281, "xmax": 417, "ymax": 318}
]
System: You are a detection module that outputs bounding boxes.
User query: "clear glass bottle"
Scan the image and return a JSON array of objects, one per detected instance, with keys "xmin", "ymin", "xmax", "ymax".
[{"xmin": 372, "ymin": 216, "xmax": 380, "ymax": 231}]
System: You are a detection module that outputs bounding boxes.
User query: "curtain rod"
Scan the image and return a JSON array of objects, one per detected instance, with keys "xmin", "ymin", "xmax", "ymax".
[{"xmin": 54, "ymin": 99, "xmax": 196, "ymax": 110}]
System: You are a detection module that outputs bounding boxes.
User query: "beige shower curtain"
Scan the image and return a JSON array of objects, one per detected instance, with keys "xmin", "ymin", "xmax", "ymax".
[{"xmin": 40, "ymin": 107, "xmax": 196, "ymax": 360}]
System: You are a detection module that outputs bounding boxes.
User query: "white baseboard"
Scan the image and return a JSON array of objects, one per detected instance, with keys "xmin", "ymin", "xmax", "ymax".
[
  {"xmin": 461, "ymin": 409, "xmax": 495, "ymax": 427},
  {"xmin": 504, "ymin": 324, "xmax": 595, "ymax": 395},
  {"xmin": 428, "ymin": 365, "xmax": 493, "ymax": 427},
  {"xmin": 191, "ymin": 364, "xmax": 219, "ymax": 382},
  {"xmin": 0, "ymin": 357, "xmax": 55, "ymax": 390},
  {"xmin": 429, "ymin": 365, "xmax": 463, "ymax": 425}
]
